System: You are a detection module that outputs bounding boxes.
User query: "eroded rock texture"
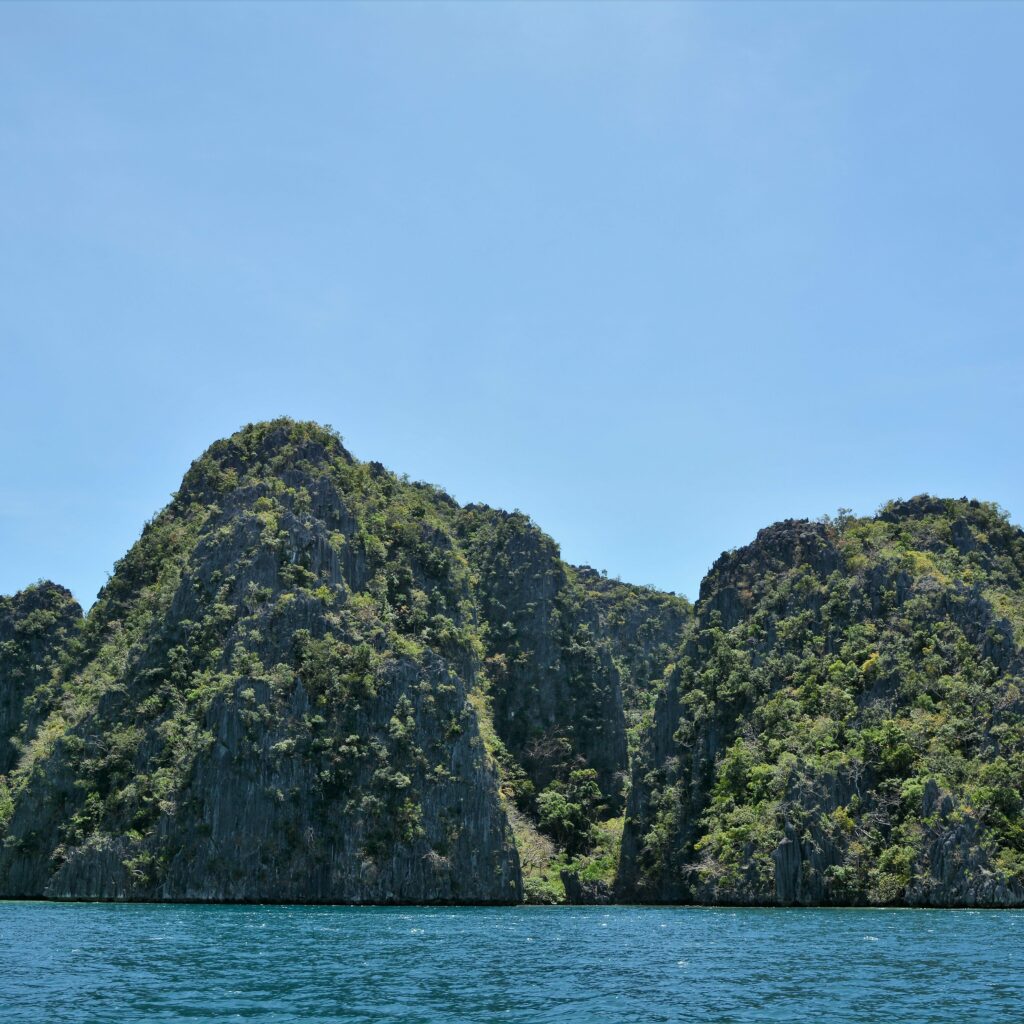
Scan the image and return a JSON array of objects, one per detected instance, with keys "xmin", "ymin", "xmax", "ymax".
[
  {"xmin": 620, "ymin": 498, "xmax": 1024, "ymax": 907},
  {"xmin": 3, "ymin": 425, "xmax": 1023, "ymax": 907},
  {"xmin": 0, "ymin": 420, "xmax": 685, "ymax": 902}
]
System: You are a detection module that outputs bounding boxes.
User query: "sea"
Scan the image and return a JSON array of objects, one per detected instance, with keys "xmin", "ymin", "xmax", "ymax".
[{"xmin": 1, "ymin": 903, "xmax": 1020, "ymax": 1023}]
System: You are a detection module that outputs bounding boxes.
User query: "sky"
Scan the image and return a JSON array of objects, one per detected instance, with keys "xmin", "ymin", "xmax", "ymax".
[{"xmin": 2, "ymin": 2, "xmax": 1023, "ymax": 610}]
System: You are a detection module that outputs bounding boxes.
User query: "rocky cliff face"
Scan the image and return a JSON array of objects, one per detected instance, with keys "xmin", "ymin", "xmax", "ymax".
[
  {"xmin": 3, "ymin": 427, "xmax": 1022, "ymax": 906},
  {"xmin": 0, "ymin": 420, "xmax": 686, "ymax": 903},
  {"xmin": 619, "ymin": 497, "xmax": 1024, "ymax": 907},
  {"xmin": 454, "ymin": 506, "xmax": 689, "ymax": 901},
  {"xmin": 0, "ymin": 582, "xmax": 81, "ymax": 776},
  {"xmin": 0, "ymin": 423, "xmax": 519, "ymax": 901},
  {"xmin": 456, "ymin": 507, "xmax": 688, "ymax": 814}
]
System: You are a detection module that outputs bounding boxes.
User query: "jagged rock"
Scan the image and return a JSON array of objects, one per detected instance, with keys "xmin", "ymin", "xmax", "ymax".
[
  {"xmin": 620, "ymin": 496, "xmax": 1024, "ymax": 907},
  {"xmin": 0, "ymin": 582, "xmax": 82, "ymax": 774},
  {"xmin": 3, "ymin": 428, "xmax": 1023, "ymax": 907},
  {"xmin": 560, "ymin": 869, "xmax": 612, "ymax": 904},
  {"xmin": 0, "ymin": 420, "xmax": 686, "ymax": 903},
  {"xmin": 457, "ymin": 507, "xmax": 687, "ymax": 812}
]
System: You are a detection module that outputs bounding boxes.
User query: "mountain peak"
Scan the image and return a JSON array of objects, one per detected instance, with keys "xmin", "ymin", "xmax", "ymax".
[{"xmin": 177, "ymin": 418, "xmax": 353, "ymax": 504}]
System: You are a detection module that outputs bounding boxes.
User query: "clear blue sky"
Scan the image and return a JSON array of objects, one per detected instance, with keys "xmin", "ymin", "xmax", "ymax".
[{"xmin": 3, "ymin": 2, "xmax": 1023, "ymax": 609}]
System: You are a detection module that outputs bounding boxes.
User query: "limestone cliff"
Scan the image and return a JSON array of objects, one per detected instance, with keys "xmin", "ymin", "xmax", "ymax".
[
  {"xmin": 619, "ymin": 498, "xmax": 1024, "ymax": 907},
  {"xmin": 0, "ymin": 423, "xmax": 517, "ymax": 901},
  {"xmin": 3, "ymin": 425, "xmax": 1023, "ymax": 906},
  {"xmin": 0, "ymin": 582, "xmax": 81, "ymax": 776},
  {"xmin": 0, "ymin": 420, "xmax": 685, "ymax": 902}
]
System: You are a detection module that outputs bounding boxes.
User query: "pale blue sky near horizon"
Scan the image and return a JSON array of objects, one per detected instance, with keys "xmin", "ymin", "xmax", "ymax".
[{"xmin": 3, "ymin": 1, "xmax": 1023, "ymax": 609}]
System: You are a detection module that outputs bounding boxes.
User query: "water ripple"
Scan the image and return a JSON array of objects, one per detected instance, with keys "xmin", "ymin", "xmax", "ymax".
[{"xmin": 1, "ymin": 903, "xmax": 1022, "ymax": 1023}]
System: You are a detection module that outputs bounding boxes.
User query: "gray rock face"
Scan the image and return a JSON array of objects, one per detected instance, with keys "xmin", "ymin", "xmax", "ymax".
[
  {"xmin": 0, "ymin": 421, "xmax": 685, "ymax": 904},
  {"xmin": 0, "ymin": 582, "xmax": 81, "ymax": 774},
  {"xmin": 456, "ymin": 506, "xmax": 688, "ymax": 813},
  {"xmin": 560, "ymin": 869, "xmax": 612, "ymax": 904},
  {"xmin": 457, "ymin": 506, "xmax": 626, "ymax": 805},
  {"xmin": 698, "ymin": 519, "xmax": 839, "ymax": 630},
  {"xmin": 36, "ymin": 662, "xmax": 518, "ymax": 903},
  {"xmin": 3, "ymin": 443, "xmax": 1022, "ymax": 912},
  {"xmin": 906, "ymin": 782, "xmax": 1024, "ymax": 907},
  {"xmin": 0, "ymin": 422, "xmax": 520, "ymax": 903},
  {"xmin": 619, "ymin": 502, "xmax": 1024, "ymax": 908}
]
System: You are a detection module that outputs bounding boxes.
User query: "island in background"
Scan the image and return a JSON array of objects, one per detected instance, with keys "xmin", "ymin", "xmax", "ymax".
[{"xmin": 2, "ymin": 419, "xmax": 1022, "ymax": 906}]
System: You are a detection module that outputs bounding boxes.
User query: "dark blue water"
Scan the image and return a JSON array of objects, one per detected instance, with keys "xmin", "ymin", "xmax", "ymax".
[{"xmin": 1, "ymin": 903, "xmax": 1021, "ymax": 1023}]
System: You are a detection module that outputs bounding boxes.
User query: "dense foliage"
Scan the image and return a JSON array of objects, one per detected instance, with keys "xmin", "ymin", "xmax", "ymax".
[
  {"xmin": 3, "ymin": 421, "xmax": 1021, "ymax": 906},
  {"xmin": 0, "ymin": 582, "xmax": 81, "ymax": 779},
  {"xmin": 621, "ymin": 498, "xmax": 1024, "ymax": 906},
  {"xmin": 0, "ymin": 419, "xmax": 685, "ymax": 903},
  {"xmin": 455, "ymin": 506, "xmax": 687, "ymax": 898}
]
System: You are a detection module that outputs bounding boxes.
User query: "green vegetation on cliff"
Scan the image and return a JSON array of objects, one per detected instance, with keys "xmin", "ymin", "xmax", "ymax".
[
  {"xmin": 2, "ymin": 421, "xmax": 1023, "ymax": 906},
  {"xmin": 0, "ymin": 419, "xmax": 685, "ymax": 903},
  {"xmin": 0, "ymin": 582, "xmax": 82, "ymax": 781},
  {"xmin": 620, "ymin": 498, "xmax": 1024, "ymax": 907},
  {"xmin": 455, "ymin": 504, "xmax": 687, "ymax": 896}
]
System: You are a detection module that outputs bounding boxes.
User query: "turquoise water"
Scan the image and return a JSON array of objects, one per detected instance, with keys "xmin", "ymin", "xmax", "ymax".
[{"xmin": 1, "ymin": 904, "xmax": 1021, "ymax": 1023}]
